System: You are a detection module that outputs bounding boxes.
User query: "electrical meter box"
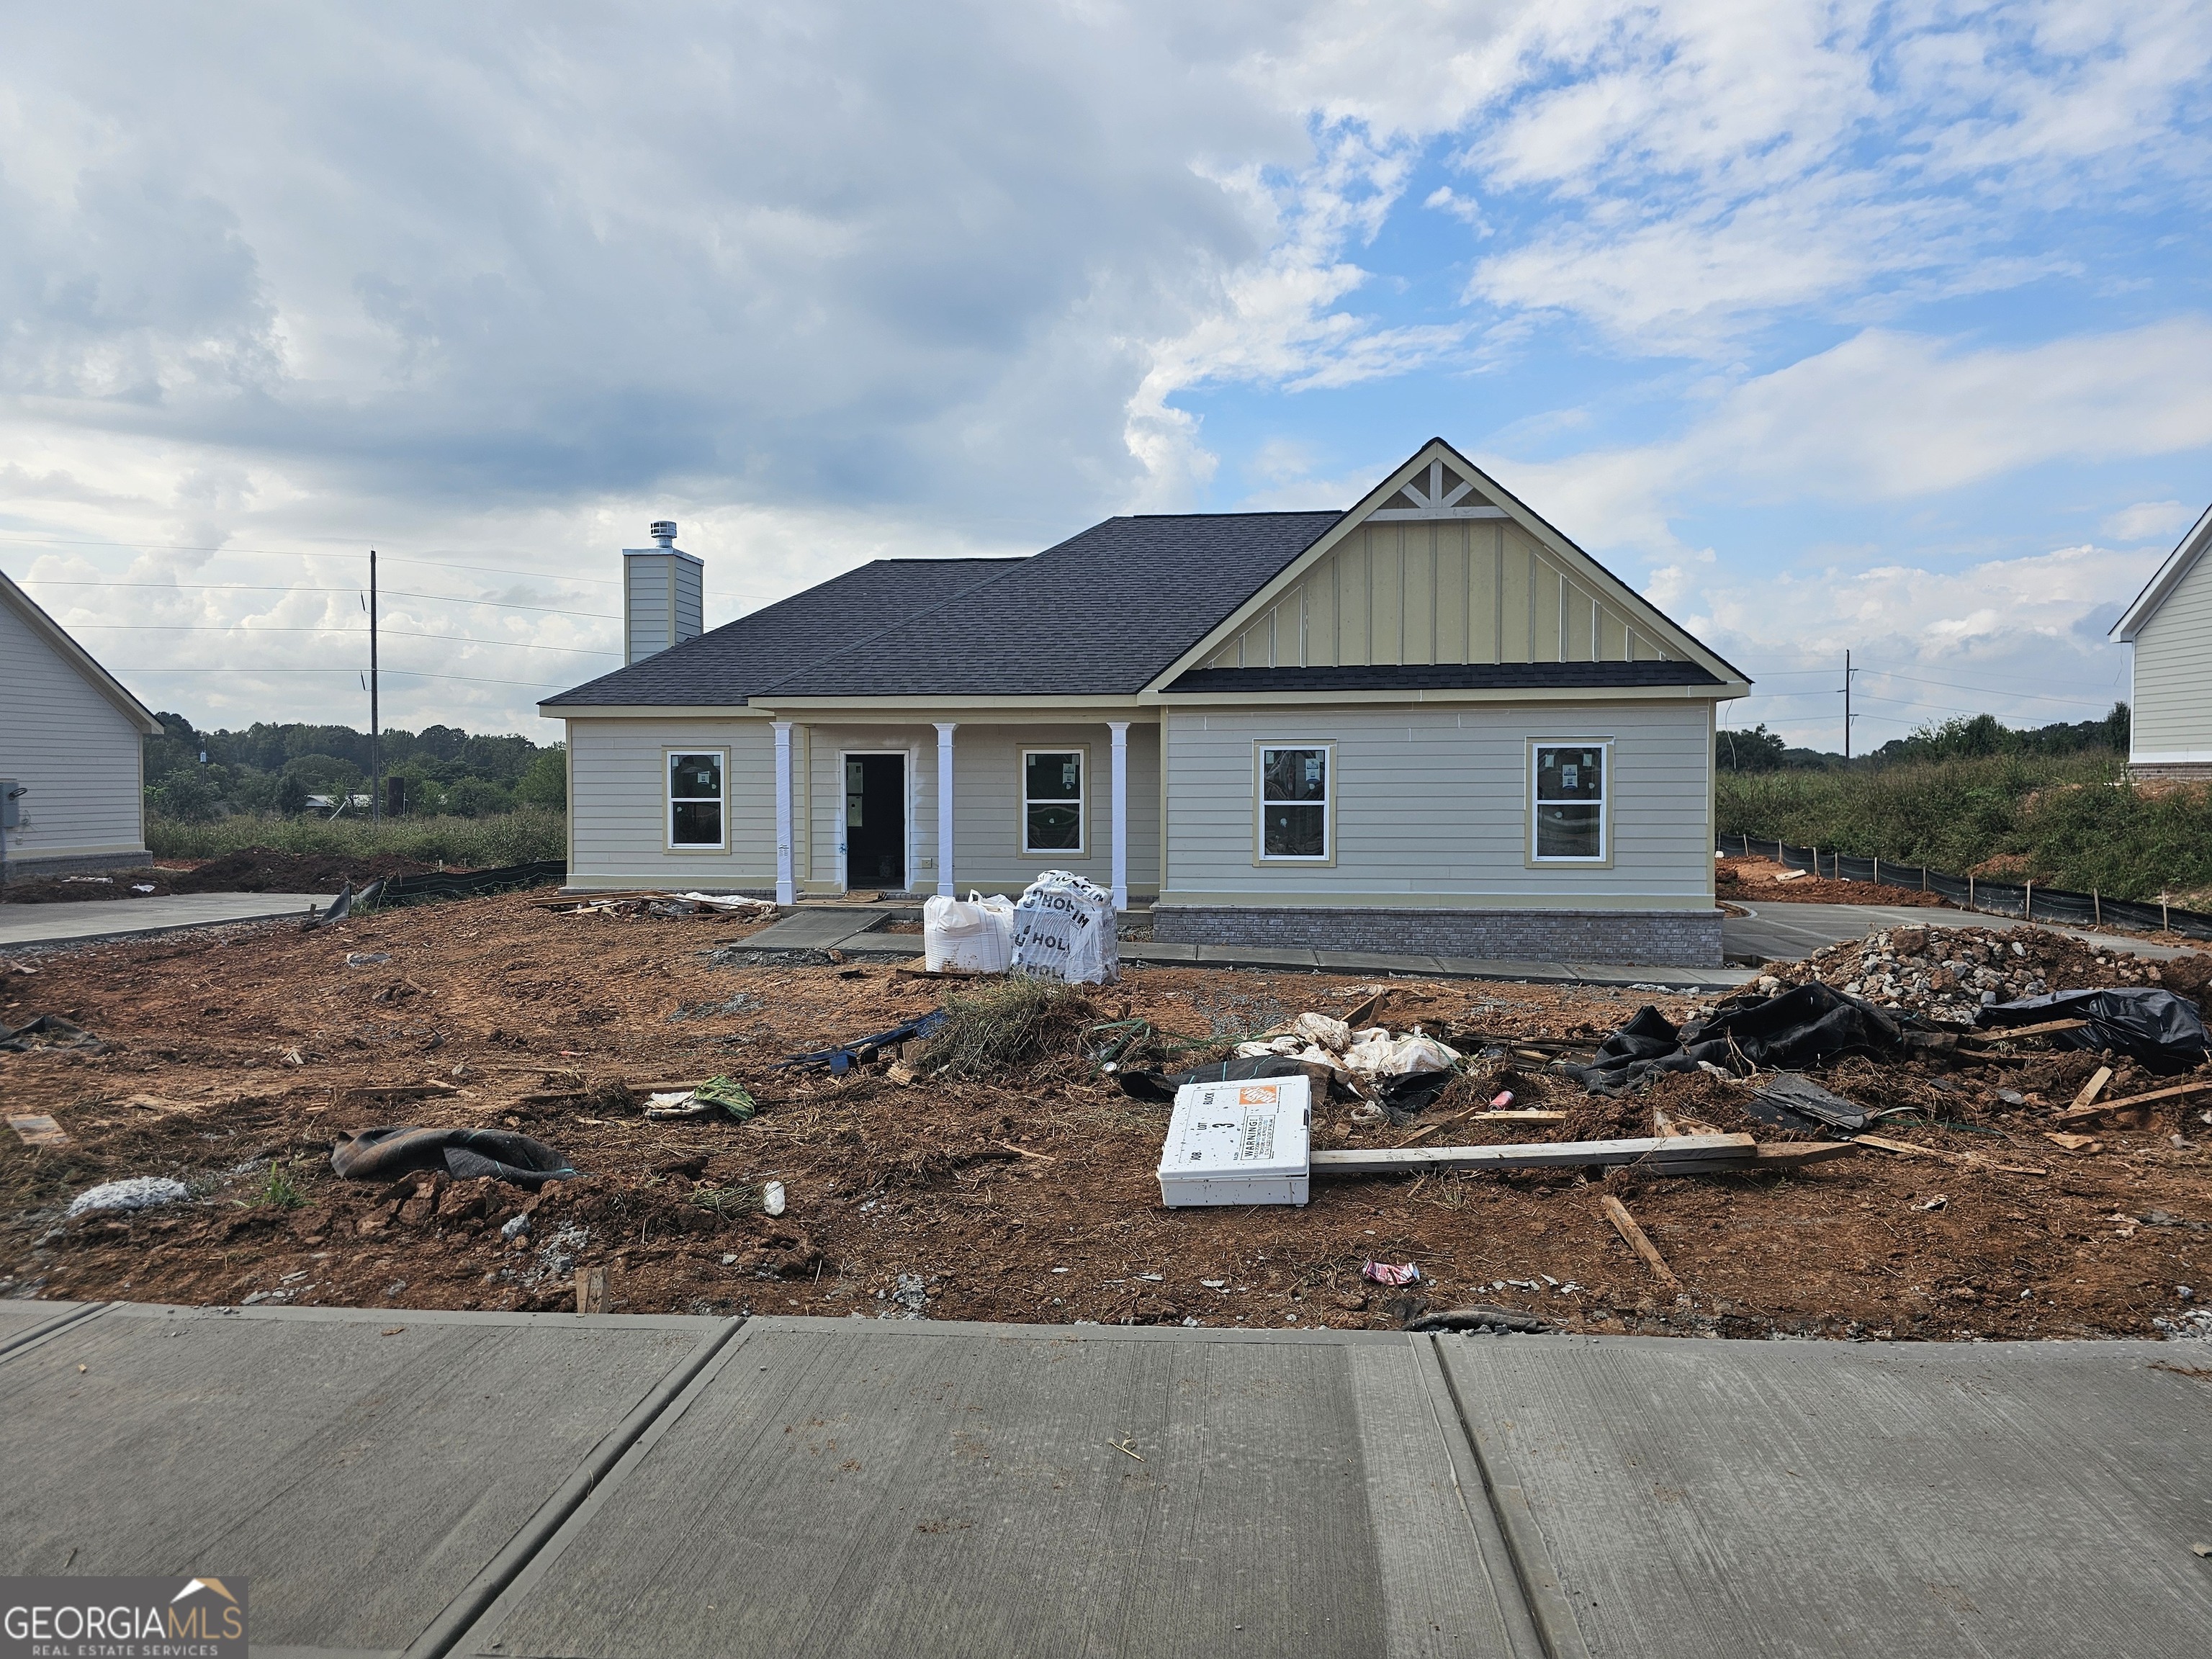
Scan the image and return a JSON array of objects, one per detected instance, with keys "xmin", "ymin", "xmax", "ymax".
[{"xmin": 1157, "ymin": 1075, "xmax": 1312, "ymax": 1207}]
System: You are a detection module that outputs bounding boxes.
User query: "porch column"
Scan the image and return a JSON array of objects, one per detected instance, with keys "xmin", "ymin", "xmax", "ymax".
[
  {"xmin": 1108, "ymin": 720, "xmax": 1129, "ymax": 912},
  {"xmin": 934, "ymin": 721, "xmax": 956, "ymax": 897},
  {"xmin": 772, "ymin": 721, "xmax": 795, "ymax": 907}
]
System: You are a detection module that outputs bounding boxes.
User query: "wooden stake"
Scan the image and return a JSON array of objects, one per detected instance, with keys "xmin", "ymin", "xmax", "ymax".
[
  {"xmin": 1960, "ymin": 1019, "xmax": 2092, "ymax": 1045},
  {"xmin": 1601, "ymin": 1195, "xmax": 1681, "ymax": 1290},
  {"xmin": 575, "ymin": 1265, "xmax": 607, "ymax": 1314},
  {"xmin": 2056, "ymin": 1077, "xmax": 2212, "ymax": 1125},
  {"xmin": 2068, "ymin": 1066, "xmax": 2113, "ymax": 1111}
]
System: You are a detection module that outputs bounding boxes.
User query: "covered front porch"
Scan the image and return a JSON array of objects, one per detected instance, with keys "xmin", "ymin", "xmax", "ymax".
[{"xmin": 765, "ymin": 716, "xmax": 1160, "ymax": 908}]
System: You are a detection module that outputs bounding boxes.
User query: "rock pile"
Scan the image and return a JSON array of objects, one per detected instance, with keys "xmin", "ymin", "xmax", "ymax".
[{"xmin": 1755, "ymin": 925, "xmax": 2169, "ymax": 1022}]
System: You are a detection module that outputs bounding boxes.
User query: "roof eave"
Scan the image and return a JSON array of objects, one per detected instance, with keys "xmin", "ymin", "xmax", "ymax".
[{"xmin": 2113, "ymin": 500, "xmax": 2212, "ymax": 642}]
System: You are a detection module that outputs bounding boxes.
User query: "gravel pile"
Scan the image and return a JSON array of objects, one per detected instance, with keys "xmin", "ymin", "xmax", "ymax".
[{"xmin": 1755, "ymin": 925, "xmax": 2167, "ymax": 1022}]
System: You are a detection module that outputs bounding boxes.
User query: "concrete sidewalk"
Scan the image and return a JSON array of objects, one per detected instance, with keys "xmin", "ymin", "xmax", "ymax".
[
  {"xmin": 4, "ymin": 1300, "xmax": 2206, "ymax": 1656},
  {"xmin": 732, "ymin": 907, "xmax": 1759, "ymax": 991},
  {"xmin": 0, "ymin": 891, "xmax": 327, "ymax": 950}
]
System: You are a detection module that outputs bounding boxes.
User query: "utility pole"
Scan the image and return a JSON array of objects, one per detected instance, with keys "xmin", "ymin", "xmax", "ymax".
[
  {"xmin": 369, "ymin": 549, "xmax": 381, "ymax": 827},
  {"xmin": 1841, "ymin": 649, "xmax": 1858, "ymax": 760}
]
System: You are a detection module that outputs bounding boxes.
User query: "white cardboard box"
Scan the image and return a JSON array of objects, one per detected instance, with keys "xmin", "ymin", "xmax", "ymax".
[{"xmin": 1157, "ymin": 1075, "xmax": 1312, "ymax": 1207}]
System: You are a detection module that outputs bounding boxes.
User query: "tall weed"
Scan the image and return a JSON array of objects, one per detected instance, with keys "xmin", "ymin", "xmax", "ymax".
[{"xmin": 147, "ymin": 807, "xmax": 567, "ymax": 867}]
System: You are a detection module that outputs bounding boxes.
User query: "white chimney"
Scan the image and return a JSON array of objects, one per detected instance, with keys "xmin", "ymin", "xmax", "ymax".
[{"xmin": 624, "ymin": 520, "xmax": 703, "ymax": 664}]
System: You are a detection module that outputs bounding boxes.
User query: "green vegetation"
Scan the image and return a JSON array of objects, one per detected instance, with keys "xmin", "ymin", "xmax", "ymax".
[
  {"xmin": 1718, "ymin": 742, "xmax": 2212, "ymax": 903},
  {"xmin": 147, "ymin": 806, "xmax": 567, "ymax": 866},
  {"xmin": 143, "ymin": 712, "xmax": 565, "ymax": 822}
]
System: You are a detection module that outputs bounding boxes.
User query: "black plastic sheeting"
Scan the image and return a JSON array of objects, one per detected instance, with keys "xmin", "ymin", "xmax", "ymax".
[
  {"xmin": 1717, "ymin": 833, "xmax": 2212, "ymax": 941},
  {"xmin": 1116, "ymin": 1054, "xmax": 1313, "ymax": 1104},
  {"xmin": 330, "ymin": 1125, "xmax": 578, "ymax": 1187},
  {"xmin": 1977, "ymin": 988, "xmax": 2212, "ymax": 1073},
  {"xmin": 374, "ymin": 859, "xmax": 568, "ymax": 905},
  {"xmin": 1571, "ymin": 982, "xmax": 1905, "ymax": 1094}
]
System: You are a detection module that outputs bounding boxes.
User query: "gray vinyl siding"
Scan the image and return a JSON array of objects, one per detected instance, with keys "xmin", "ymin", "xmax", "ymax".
[
  {"xmin": 802, "ymin": 721, "xmax": 1161, "ymax": 895},
  {"xmin": 0, "ymin": 596, "xmax": 148, "ymax": 864},
  {"xmin": 1161, "ymin": 701, "xmax": 1713, "ymax": 904},
  {"xmin": 565, "ymin": 716, "xmax": 777, "ymax": 888},
  {"xmin": 2131, "ymin": 553, "xmax": 2212, "ymax": 757}
]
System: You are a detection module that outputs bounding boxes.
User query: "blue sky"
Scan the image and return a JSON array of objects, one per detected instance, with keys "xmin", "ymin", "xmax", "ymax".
[{"xmin": 2, "ymin": 2, "xmax": 2208, "ymax": 745}]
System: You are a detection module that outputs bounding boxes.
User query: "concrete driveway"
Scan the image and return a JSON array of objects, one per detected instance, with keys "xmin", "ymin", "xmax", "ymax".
[
  {"xmin": 0, "ymin": 891, "xmax": 326, "ymax": 950},
  {"xmin": 1725, "ymin": 899, "xmax": 2203, "ymax": 967}
]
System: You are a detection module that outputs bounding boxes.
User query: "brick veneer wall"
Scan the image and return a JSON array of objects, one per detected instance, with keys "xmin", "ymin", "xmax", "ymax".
[{"xmin": 1151, "ymin": 904, "xmax": 1724, "ymax": 967}]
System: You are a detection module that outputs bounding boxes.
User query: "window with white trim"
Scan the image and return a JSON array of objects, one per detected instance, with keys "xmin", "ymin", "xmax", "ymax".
[
  {"xmin": 1260, "ymin": 746, "xmax": 1328, "ymax": 860},
  {"xmin": 1022, "ymin": 750, "xmax": 1084, "ymax": 853},
  {"xmin": 668, "ymin": 750, "xmax": 725, "ymax": 848},
  {"xmin": 1532, "ymin": 743, "xmax": 1605, "ymax": 860}
]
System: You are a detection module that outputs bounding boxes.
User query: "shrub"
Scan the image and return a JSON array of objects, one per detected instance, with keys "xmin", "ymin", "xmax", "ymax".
[{"xmin": 146, "ymin": 806, "xmax": 567, "ymax": 867}]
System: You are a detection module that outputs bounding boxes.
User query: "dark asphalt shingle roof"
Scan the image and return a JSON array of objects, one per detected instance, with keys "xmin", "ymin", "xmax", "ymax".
[
  {"xmin": 540, "ymin": 558, "xmax": 1017, "ymax": 706},
  {"xmin": 543, "ymin": 511, "xmax": 1344, "ymax": 705},
  {"xmin": 1164, "ymin": 662, "xmax": 1722, "ymax": 693},
  {"xmin": 763, "ymin": 511, "xmax": 1344, "ymax": 697}
]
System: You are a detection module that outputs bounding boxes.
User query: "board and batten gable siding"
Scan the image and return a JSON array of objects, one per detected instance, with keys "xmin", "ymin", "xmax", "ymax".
[
  {"xmin": 1197, "ymin": 519, "xmax": 1667, "ymax": 671},
  {"xmin": 0, "ymin": 594, "xmax": 149, "ymax": 865},
  {"xmin": 800, "ymin": 721, "xmax": 1161, "ymax": 896},
  {"xmin": 1161, "ymin": 701, "xmax": 1714, "ymax": 906},
  {"xmin": 2131, "ymin": 547, "xmax": 2212, "ymax": 758},
  {"xmin": 565, "ymin": 716, "xmax": 777, "ymax": 889}
]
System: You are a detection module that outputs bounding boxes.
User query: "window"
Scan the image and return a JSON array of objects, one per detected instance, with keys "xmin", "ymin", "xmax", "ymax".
[
  {"xmin": 667, "ymin": 750, "xmax": 725, "ymax": 849},
  {"xmin": 1259, "ymin": 745, "xmax": 1329, "ymax": 860},
  {"xmin": 1532, "ymin": 743, "xmax": 1606, "ymax": 860},
  {"xmin": 1022, "ymin": 749, "xmax": 1084, "ymax": 854}
]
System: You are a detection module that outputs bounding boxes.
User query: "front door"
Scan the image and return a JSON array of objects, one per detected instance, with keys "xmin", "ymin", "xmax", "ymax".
[{"xmin": 844, "ymin": 753, "xmax": 907, "ymax": 891}]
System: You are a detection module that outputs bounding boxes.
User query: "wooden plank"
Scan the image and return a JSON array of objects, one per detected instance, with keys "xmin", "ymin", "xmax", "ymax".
[
  {"xmin": 2055, "ymin": 1076, "xmax": 2212, "ymax": 1125},
  {"xmin": 1749, "ymin": 1141, "xmax": 1858, "ymax": 1168},
  {"xmin": 1961, "ymin": 1019, "xmax": 2091, "ymax": 1045},
  {"xmin": 1601, "ymin": 1195, "xmax": 1681, "ymax": 1290},
  {"xmin": 1311, "ymin": 1132, "xmax": 1755, "ymax": 1177},
  {"xmin": 1855, "ymin": 1133, "xmax": 2049, "ymax": 1176},
  {"xmin": 2069, "ymin": 1066, "xmax": 2113, "ymax": 1110},
  {"xmin": 575, "ymin": 1265, "xmax": 608, "ymax": 1314}
]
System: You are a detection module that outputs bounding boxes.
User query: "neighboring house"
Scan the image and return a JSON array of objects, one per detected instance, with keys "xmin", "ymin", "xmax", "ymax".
[
  {"xmin": 541, "ymin": 439, "xmax": 1751, "ymax": 964},
  {"xmin": 0, "ymin": 567, "xmax": 164, "ymax": 875},
  {"xmin": 2113, "ymin": 502, "xmax": 2212, "ymax": 780}
]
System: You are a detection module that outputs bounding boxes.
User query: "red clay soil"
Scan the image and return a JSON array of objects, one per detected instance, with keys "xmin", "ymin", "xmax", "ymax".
[
  {"xmin": 2, "ymin": 890, "xmax": 2207, "ymax": 1344},
  {"xmin": 0, "ymin": 849, "xmax": 445, "ymax": 904},
  {"xmin": 1719, "ymin": 854, "xmax": 1951, "ymax": 908}
]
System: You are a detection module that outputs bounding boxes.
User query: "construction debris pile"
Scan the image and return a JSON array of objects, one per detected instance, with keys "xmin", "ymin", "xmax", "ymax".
[
  {"xmin": 541, "ymin": 891, "xmax": 777, "ymax": 920},
  {"xmin": 1, "ymin": 889, "xmax": 2208, "ymax": 1344},
  {"xmin": 1755, "ymin": 924, "xmax": 2205, "ymax": 1021}
]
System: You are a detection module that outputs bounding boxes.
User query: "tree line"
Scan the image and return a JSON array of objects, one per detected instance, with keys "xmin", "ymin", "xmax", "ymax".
[
  {"xmin": 144, "ymin": 714, "xmax": 565, "ymax": 821},
  {"xmin": 1717, "ymin": 703, "xmax": 2131, "ymax": 772}
]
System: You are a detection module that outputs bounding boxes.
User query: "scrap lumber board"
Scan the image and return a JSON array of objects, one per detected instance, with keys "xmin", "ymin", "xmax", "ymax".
[
  {"xmin": 1855, "ymin": 1133, "xmax": 2048, "ymax": 1176},
  {"xmin": 2069, "ymin": 1066, "xmax": 2114, "ymax": 1110},
  {"xmin": 1961, "ymin": 1019, "xmax": 2091, "ymax": 1044},
  {"xmin": 1312, "ymin": 1132, "xmax": 1756, "ymax": 1177},
  {"xmin": 1601, "ymin": 1195, "xmax": 1681, "ymax": 1289},
  {"xmin": 2056, "ymin": 1077, "xmax": 2212, "ymax": 1124}
]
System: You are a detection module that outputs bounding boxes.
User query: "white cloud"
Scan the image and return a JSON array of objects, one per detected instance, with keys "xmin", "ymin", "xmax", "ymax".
[
  {"xmin": 1488, "ymin": 319, "xmax": 2212, "ymax": 559},
  {"xmin": 2101, "ymin": 499, "xmax": 2199, "ymax": 544},
  {"xmin": 1696, "ymin": 539, "xmax": 2153, "ymax": 746}
]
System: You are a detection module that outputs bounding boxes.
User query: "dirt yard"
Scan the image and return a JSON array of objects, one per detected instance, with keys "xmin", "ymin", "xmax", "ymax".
[
  {"xmin": 3, "ymin": 889, "xmax": 2207, "ymax": 1344},
  {"xmin": 1719, "ymin": 853, "xmax": 1952, "ymax": 907}
]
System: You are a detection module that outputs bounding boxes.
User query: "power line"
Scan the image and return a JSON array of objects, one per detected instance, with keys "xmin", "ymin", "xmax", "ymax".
[
  {"xmin": 57, "ymin": 621, "xmax": 617, "ymax": 655},
  {"xmin": 0, "ymin": 531, "xmax": 623, "ymax": 588},
  {"xmin": 132, "ymin": 667, "xmax": 575, "ymax": 690},
  {"xmin": 14, "ymin": 577, "xmax": 618, "ymax": 622}
]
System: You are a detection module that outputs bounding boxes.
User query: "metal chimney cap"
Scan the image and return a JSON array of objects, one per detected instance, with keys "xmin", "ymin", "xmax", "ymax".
[{"xmin": 649, "ymin": 520, "xmax": 678, "ymax": 547}]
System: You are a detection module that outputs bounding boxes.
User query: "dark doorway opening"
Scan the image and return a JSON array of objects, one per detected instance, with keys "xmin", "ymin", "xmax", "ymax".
[{"xmin": 844, "ymin": 753, "xmax": 907, "ymax": 891}]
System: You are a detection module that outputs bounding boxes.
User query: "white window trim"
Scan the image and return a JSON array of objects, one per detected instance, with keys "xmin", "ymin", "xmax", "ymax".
[
  {"xmin": 665, "ymin": 746, "xmax": 729, "ymax": 853},
  {"xmin": 1020, "ymin": 744, "xmax": 1089, "ymax": 858},
  {"xmin": 1254, "ymin": 740, "xmax": 1336, "ymax": 866},
  {"xmin": 1529, "ymin": 738, "xmax": 1611, "ymax": 866}
]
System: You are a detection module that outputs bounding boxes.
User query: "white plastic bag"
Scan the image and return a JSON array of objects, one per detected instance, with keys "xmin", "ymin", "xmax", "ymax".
[
  {"xmin": 1009, "ymin": 870, "xmax": 1120, "ymax": 984},
  {"xmin": 922, "ymin": 890, "xmax": 1015, "ymax": 973}
]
